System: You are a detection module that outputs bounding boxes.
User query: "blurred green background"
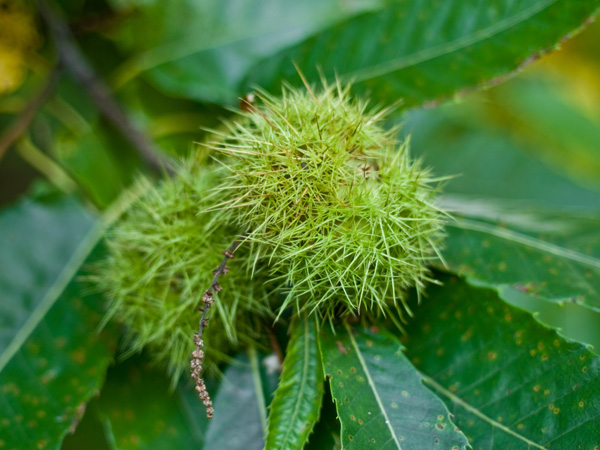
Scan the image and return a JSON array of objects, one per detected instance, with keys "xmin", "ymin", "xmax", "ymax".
[{"xmin": 1, "ymin": 2, "xmax": 600, "ymax": 448}]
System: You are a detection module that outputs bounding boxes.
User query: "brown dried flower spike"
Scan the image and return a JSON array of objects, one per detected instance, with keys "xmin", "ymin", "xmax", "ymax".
[
  {"xmin": 191, "ymin": 334, "xmax": 213, "ymax": 418},
  {"xmin": 191, "ymin": 235, "xmax": 246, "ymax": 418}
]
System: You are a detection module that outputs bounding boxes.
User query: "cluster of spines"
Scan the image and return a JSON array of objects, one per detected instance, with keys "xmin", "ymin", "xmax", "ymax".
[
  {"xmin": 100, "ymin": 80, "xmax": 445, "ymax": 420},
  {"xmin": 96, "ymin": 162, "xmax": 272, "ymax": 389},
  {"xmin": 206, "ymin": 82, "xmax": 445, "ymax": 319}
]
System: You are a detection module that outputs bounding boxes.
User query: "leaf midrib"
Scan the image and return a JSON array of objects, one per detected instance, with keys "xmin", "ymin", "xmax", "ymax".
[
  {"xmin": 451, "ymin": 217, "xmax": 600, "ymax": 269},
  {"xmin": 112, "ymin": 4, "xmax": 378, "ymax": 89},
  {"xmin": 348, "ymin": 0, "xmax": 558, "ymax": 82},
  {"xmin": 423, "ymin": 375, "xmax": 546, "ymax": 450},
  {"xmin": 345, "ymin": 322, "xmax": 402, "ymax": 449},
  {"xmin": 0, "ymin": 186, "xmax": 146, "ymax": 374},
  {"xmin": 278, "ymin": 316, "xmax": 311, "ymax": 448},
  {"xmin": 0, "ymin": 223, "xmax": 101, "ymax": 373}
]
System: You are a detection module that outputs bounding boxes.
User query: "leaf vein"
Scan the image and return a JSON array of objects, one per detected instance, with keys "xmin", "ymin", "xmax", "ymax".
[
  {"xmin": 345, "ymin": 322, "xmax": 402, "ymax": 449},
  {"xmin": 279, "ymin": 315, "xmax": 311, "ymax": 447},
  {"xmin": 451, "ymin": 218, "xmax": 600, "ymax": 269},
  {"xmin": 424, "ymin": 375, "xmax": 546, "ymax": 450},
  {"xmin": 349, "ymin": 0, "xmax": 558, "ymax": 82}
]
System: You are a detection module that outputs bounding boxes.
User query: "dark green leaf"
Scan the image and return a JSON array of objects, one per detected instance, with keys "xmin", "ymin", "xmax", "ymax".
[
  {"xmin": 441, "ymin": 197, "xmax": 600, "ymax": 312},
  {"xmin": 265, "ymin": 314, "xmax": 324, "ymax": 450},
  {"xmin": 403, "ymin": 275, "xmax": 600, "ymax": 449},
  {"xmin": 40, "ymin": 78, "xmax": 140, "ymax": 208},
  {"xmin": 319, "ymin": 322, "xmax": 469, "ymax": 449},
  {"xmin": 116, "ymin": 80, "xmax": 223, "ymax": 158},
  {"xmin": 403, "ymin": 80, "xmax": 600, "ymax": 346},
  {"xmin": 53, "ymin": 129, "xmax": 135, "ymax": 208},
  {"xmin": 203, "ymin": 349, "xmax": 279, "ymax": 450},
  {"xmin": 0, "ymin": 195, "xmax": 118, "ymax": 449},
  {"xmin": 61, "ymin": 399, "xmax": 113, "ymax": 450},
  {"xmin": 0, "ymin": 195, "xmax": 95, "ymax": 353},
  {"xmin": 109, "ymin": 0, "xmax": 374, "ymax": 104},
  {"xmin": 246, "ymin": 0, "xmax": 600, "ymax": 107},
  {"xmin": 0, "ymin": 285, "xmax": 117, "ymax": 449},
  {"xmin": 403, "ymin": 106, "xmax": 600, "ymax": 210},
  {"xmin": 97, "ymin": 357, "xmax": 208, "ymax": 450}
]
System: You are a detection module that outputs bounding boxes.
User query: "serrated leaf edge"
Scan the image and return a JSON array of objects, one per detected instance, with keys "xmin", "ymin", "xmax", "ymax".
[
  {"xmin": 347, "ymin": 0, "xmax": 557, "ymax": 82},
  {"xmin": 277, "ymin": 315, "xmax": 316, "ymax": 449}
]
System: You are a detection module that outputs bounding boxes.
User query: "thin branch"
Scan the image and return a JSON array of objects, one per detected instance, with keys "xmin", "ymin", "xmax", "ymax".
[
  {"xmin": 0, "ymin": 68, "xmax": 62, "ymax": 163},
  {"xmin": 70, "ymin": 9, "xmax": 134, "ymax": 35},
  {"xmin": 37, "ymin": 0, "xmax": 174, "ymax": 175},
  {"xmin": 191, "ymin": 233, "xmax": 248, "ymax": 419},
  {"xmin": 197, "ymin": 234, "xmax": 247, "ymax": 338}
]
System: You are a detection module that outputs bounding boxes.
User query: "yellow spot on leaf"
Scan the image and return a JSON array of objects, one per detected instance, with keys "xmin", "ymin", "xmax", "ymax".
[{"xmin": 70, "ymin": 349, "xmax": 86, "ymax": 364}]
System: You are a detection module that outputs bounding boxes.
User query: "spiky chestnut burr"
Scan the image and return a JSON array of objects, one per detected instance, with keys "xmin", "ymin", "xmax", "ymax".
[
  {"xmin": 95, "ymin": 160, "xmax": 272, "ymax": 386},
  {"xmin": 208, "ymin": 81, "xmax": 446, "ymax": 319},
  {"xmin": 191, "ymin": 334, "xmax": 213, "ymax": 418}
]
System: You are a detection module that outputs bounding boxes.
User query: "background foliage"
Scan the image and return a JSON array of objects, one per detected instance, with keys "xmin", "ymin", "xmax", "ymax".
[{"xmin": 1, "ymin": 1, "xmax": 600, "ymax": 449}]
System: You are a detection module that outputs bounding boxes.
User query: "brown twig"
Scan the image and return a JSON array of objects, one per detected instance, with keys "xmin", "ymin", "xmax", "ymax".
[
  {"xmin": 197, "ymin": 235, "xmax": 247, "ymax": 337},
  {"xmin": 0, "ymin": 68, "xmax": 62, "ymax": 163},
  {"xmin": 268, "ymin": 326, "xmax": 284, "ymax": 367},
  {"xmin": 36, "ymin": 0, "xmax": 174, "ymax": 175},
  {"xmin": 70, "ymin": 9, "xmax": 134, "ymax": 35},
  {"xmin": 192, "ymin": 233, "xmax": 248, "ymax": 418}
]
